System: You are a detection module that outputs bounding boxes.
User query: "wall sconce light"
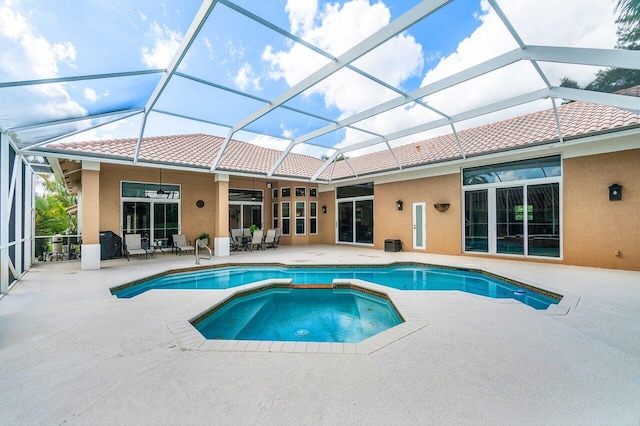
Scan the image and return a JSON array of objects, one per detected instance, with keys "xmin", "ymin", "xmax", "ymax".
[
  {"xmin": 266, "ymin": 182, "xmax": 272, "ymax": 188},
  {"xmin": 396, "ymin": 200, "xmax": 403, "ymax": 211},
  {"xmin": 434, "ymin": 203, "xmax": 450, "ymax": 212},
  {"xmin": 609, "ymin": 183, "xmax": 622, "ymax": 201},
  {"xmin": 322, "ymin": 205, "xmax": 327, "ymax": 214}
]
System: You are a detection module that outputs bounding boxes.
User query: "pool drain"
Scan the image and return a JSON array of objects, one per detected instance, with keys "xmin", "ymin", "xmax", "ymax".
[{"xmin": 296, "ymin": 329, "xmax": 310, "ymax": 336}]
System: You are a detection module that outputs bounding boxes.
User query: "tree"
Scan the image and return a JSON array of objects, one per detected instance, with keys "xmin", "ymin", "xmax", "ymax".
[
  {"xmin": 559, "ymin": 77, "xmax": 581, "ymax": 104},
  {"xmin": 34, "ymin": 177, "xmax": 77, "ymax": 257},
  {"xmin": 583, "ymin": 0, "xmax": 640, "ymax": 93},
  {"xmin": 615, "ymin": 0, "xmax": 640, "ymax": 25}
]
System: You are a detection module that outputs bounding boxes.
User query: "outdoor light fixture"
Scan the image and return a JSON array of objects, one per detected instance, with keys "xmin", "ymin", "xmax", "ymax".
[
  {"xmin": 266, "ymin": 182, "xmax": 272, "ymax": 188},
  {"xmin": 157, "ymin": 169, "xmax": 165, "ymax": 195},
  {"xmin": 609, "ymin": 183, "xmax": 622, "ymax": 201},
  {"xmin": 322, "ymin": 205, "xmax": 327, "ymax": 214},
  {"xmin": 434, "ymin": 203, "xmax": 450, "ymax": 212},
  {"xmin": 396, "ymin": 200, "xmax": 403, "ymax": 211}
]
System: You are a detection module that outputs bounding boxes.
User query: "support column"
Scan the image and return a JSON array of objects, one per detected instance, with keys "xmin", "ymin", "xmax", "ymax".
[
  {"xmin": 14, "ymin": 155, "xmax": 23, "ymax": 278},
  {"xmin": 24, "ymin": 168, "xmax": 33, "ymax": 270},
  {"xmin": 1, "ymin": 134, "xmax": 9, "ymax": 294},
  {"xmin": 213, "ymin": 173, "xmax": 230, "ymax": 257},
  {"xmin": 80, "ymin": 161, "xmax": 100, "ymax": 270}
]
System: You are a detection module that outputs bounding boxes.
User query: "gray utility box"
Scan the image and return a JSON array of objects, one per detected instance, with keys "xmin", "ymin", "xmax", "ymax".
[{"xmin": 384, "ymin": 239, "xmax": 402, "ymax": 252}]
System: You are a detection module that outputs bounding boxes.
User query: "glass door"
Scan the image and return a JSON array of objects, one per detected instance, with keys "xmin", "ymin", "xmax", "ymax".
[
  {"xmin": 337, "ymin": 199, "xmax": 373, "ymax": 244},
  {"xmin": 527, "ymin": 183, "xmax": 560, "ymax": 257},
  {"xmin": 229, "ymin": 203, "xmax": 263, "ymax": 231},
  {"xmin": 496, "ymin": 187, "xmax": 524, "ymax": 255},
  {"xmin": 243, "ymin": 204, "xmax": 262, "ymax": 229},
  {"xmin": 464, "ymin": 190, "xmax": 489, "ymax": 252},
  {"xmin": 355, "ymin": 200, "xmax": 373, "ymax": 244},
  {"xmin": 123, "ymin": 201, "xmax": 151, "ymax": 248},
  {"xmin": 338, "ymin": 201, "xmax": 353, "ymax": 243},
  {"xmin": 153, "ymin": 203, "xmax": 179, "ymax": 246}
]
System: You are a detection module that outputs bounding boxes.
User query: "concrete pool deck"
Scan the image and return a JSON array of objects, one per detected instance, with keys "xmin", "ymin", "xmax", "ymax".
[{"xmin": 1, "ymin": 245, "xmax": 639, "ymax": 424}]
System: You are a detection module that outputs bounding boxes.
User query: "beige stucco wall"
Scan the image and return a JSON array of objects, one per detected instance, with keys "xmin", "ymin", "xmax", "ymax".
[
  {"xmin": 80, "ymin": 168, "xmax": 100, "ymax": 245},
  {"xmin": 373, "ymin": 173, "xmax": 462, "ymax": 254},
  {"xmin": 90, "ymin": 147, "xmax": 640, "ymax": 270},
  {"xmin": 563, "ymin": 149, "xmax": 640, "ymax": 270},
  {"xmin": 99, "ymin": 164, "xmax": 218, "ymax": 244}
]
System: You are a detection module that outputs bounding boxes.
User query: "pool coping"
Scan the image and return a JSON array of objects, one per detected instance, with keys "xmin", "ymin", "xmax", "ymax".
[{"xmin": 166, "ymin": 278, "xmax": 429, "ymax": 355}]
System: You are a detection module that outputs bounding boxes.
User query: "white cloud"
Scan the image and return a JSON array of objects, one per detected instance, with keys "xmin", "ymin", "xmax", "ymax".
[
  {"xmin": 83, "ymin": 88, "xmax": 109, "ymax": 103},
  {"xmin": 245, "ymin": 134, "xmax": 291, "ymax": 151},
  {"xmin": 264, "ymin": 0, "xmax": 423, "ymax": 115},
  {"xmin": 421, "ymin": 0, "xmax": 618, "ymax": 121},
  {"xmin": 234, "ymin": 62, "xmax": 262, "ymax": 91},
  {"xmin": 0, "ymin": 2, "xmax": 86, "ymax": 130},
  {"xmin": 142, "ymin": 22, "xmax": 183, "ymax": 69},
  {"xmin": 0, "ymin": 4, "xmax": 77, "ymax": 79},
  {"xmin": 268, "ymin": 0, "xmax": 618, "ymax": 157}
]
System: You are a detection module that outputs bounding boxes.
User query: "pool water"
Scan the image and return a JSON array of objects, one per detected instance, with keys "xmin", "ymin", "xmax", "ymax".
[
  {"xmin": 193, "ymin": 288, "xmax": 403, "ymax": 343},
  {"xmin": 112, "ymin": 265, "xmax": 560, "ymax": 309}
]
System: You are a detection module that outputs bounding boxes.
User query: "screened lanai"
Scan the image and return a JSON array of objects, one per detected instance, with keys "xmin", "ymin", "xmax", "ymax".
[{"xmin": 1, "ymin": 0, "xmax": 640, "ymax": 292}]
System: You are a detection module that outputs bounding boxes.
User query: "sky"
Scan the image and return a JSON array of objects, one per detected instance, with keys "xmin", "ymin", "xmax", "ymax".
[{"xmin": 0, "ymin": 0, "xmax": 619, "ymax": 158}]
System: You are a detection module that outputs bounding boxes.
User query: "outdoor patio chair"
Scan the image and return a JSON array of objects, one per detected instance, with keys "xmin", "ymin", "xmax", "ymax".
[
  {"xmin": 124, "ymin": 233, "xmax": 148, "ymax": 260},
  {"xmin": 230, "ymin": 228, "xmax": 244, "ymax": 251},
  {"xmin": 264, "ymin": 229, "xmax": 276, "ymax": 249},
  {"xmin": 274, "ymin": 228, "xmax": 282, "ymax": 248},
  {"xmin": 248, "ymin": 229, "xmax": 264, "ymax": 251},
  {"xmin": 172, "ymin": 234, "xmax": 195, "ymax": 255}
]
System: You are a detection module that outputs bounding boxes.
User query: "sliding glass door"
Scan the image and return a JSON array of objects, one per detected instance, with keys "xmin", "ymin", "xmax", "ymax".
[
  {"xmin": 337, "ymin": 199, "xmax": 373, "ymax": 244},
  {"xmin": 229, "ymin": 203, "xmax": 263, "ymax": 230},
  {"xmin": 463, "ymin": 156, "xmax": 561, "ymax": 258},
  {"xmin": 464, "ymin": 183, "xmax": 559, "ymax": 257},
  {"xmin": 122, "ymin": 200, "xmax": 180, "ymax": 248}
]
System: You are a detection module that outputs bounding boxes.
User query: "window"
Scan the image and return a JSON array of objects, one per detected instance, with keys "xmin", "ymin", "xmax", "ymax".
[
  {"xmin": 282, "ymin": 201, "xmax": 291, "ymax": 235},
  {"xmin": 310, "ymin": 202, "xmax": 317, "ymax": 235},
  {"xmin": 229, "ymin": 188, "xmax": 263, "ymax": 202},
  {"xmin": 272, "ymin": 188, "xmax": 278, "ymax": 199},
  {"xmin": 272, "ymin": 202, "xmax": 278, "ymax": 229},
  {"xmin": 122, "ymin": 181, "xmax": 180, "ymax": 199},
  {"xmin": 295, "ymin": 187, "xmax": 306, "ymax": 197},
  {"xmin": 337, "ymin": 182, "xmax": 373, "ymax": 198},
  {"xmin": 463, "ymin": 156, "xmax": 561, "ymax": 186},
  {"xmin": 295, "ymin": 201, "xmax": 305, "ymax": 235},
  {"xmin": 281, "ymin": 187, "xmax": 291, "ymax": 197},
  {"xmin": 310, "ymin": 188, "xmax": 317, "ymax": 197}
]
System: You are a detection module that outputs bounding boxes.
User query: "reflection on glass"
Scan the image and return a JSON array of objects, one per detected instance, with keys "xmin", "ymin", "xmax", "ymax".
[
  {"xmin": 123, "ymin": 201, "xmax": 150, "ymax": 248},
  {"xmin": 496, "ymin": 187, "xmax": 524, "ymax": 255},
  {"xmin": 229, "ymin": 205, "xmax": 241, "ymax": 229},
  {"xmin": 465, "ymin": 190, "xmax": 488, "ymax": 252},
  {"xmin": 527, "ymin": 183, "xmax": 560, "ymax": 257},
  {"xmin": 153, "ymin": 203, "xmax": 179, "ymax": 245},
  {"xmin": 243, "ymin": 204, "xmax": 262, "ymax": 228},
  {"xmin": 355, "ymin": 200, "xmax": 374, "ymax": 244},
  {"xmin": 338, "ymin": 202, "xmax": 353, "ymax": 242},
  {"xmin": 463, "ymin": 156, "xmax": 561, "ymax": 186}
]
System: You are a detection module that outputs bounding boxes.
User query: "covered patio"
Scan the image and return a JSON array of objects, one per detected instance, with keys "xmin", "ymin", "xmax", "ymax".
[{"xmin": 1, "ymin": 245, "xmax": 639, "ymax": 423}]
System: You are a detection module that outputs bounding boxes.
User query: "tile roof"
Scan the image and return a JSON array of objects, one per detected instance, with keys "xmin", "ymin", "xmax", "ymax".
[{"xmin": 47, "ymin": 87, "xmax": 640, "ymax": 182}]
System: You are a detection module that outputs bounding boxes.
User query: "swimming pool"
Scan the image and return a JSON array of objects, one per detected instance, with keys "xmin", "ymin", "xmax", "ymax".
[
  {"xmin": 111, "ymin": 264, "xmax": 561, "ymax": 309},
  {"xmin": 193, "ymin": 287, "xmax": 403, "ymax": 343}
]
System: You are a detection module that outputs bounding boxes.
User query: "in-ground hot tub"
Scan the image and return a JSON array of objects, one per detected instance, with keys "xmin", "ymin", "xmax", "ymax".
[{"xmin": 192, "ymin": 284, "xmax": 403, "ymax": 343}]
